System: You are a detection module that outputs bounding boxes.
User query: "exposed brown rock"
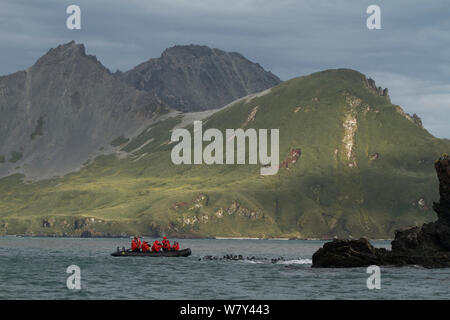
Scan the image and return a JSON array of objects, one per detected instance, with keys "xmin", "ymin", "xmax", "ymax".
[{"xmin": 280, "ymin": 148, "xmax": 302, "ymax": 169}]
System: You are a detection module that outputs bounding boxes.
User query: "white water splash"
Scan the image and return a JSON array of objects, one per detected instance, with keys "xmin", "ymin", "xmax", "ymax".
[
  {"xmin": 243, "ymin": 260, "xmax": 264, "ymax": 264},
  {"xmin": 276, "ymin": 259, "xmax": 312, "ymax": 265}
]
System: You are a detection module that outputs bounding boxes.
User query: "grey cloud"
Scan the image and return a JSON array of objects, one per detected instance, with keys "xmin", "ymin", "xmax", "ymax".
[{"xmin": 0, "ymin": 0, "xmax": 448, "ymax": 137}]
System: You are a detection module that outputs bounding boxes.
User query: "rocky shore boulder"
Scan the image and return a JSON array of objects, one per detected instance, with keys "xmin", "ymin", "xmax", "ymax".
[
  {"xmin": 312, "ymin": 238, "xmax": 390, "ymax": 268},
  {"xmin": 312, "ymin": 154, "xmax": 450, "ymax": 268}
]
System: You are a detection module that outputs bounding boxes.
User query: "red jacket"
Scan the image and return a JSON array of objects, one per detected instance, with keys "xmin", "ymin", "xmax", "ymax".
[
  {"xmin": 132, "ymin": 238, "xmax": 142, "ymax": 251},
  {"xmin": 141, "ymin": 242, "xmax": 150, "ymax": 252},
  {"xmin": 162, "ymin": 239, "xmax": 171, "ymax": 250},
  {"xmin": 152, "ymin": 241, "xmax": 162, "ymax": 252},
  {"xmin": 131, "ymin": 239, "xmax": 138, "ymax": 251},
  {"xmin": 172, "ymin": 242, "xmax": 180, "ymax": 251}
]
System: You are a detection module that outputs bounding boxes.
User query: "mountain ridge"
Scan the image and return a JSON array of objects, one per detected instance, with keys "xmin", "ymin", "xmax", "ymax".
[
  {"xmin": 0, "ymin": 41, "xmax": 281, "ymax": 180},
  {"xmin": 0, "ymin": 41, "xmax": 168, "ymax": 180},
  {"xmin": 1, "ymin": 67, "xmax": 448, "ymax": 238},
  {"xmin": 117, "ymin": 44, "xmax": 281, "ymax": 112}
]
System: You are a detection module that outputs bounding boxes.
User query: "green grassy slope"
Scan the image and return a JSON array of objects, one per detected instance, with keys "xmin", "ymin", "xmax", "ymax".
[{"xmin": 0, "ymin": 69, "xmax": 448, "ymax": 238}]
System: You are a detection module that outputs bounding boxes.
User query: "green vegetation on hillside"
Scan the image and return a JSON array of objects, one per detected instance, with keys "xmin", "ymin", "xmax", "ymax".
[{"xmin": 0, "ymin": 69, "xmax": 448, "ymax": 238}]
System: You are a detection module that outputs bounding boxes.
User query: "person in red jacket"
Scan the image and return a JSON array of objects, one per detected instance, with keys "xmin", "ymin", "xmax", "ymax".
[
  {"xmin": 152, "ymin": 240, "xmax": 162, "ymax": 253},
  {"xmin": 162, "ymin": 236, "xmax": 171, "ymax": 252},
  {"xmin": 141, "ymin": 241, "xmax": 150, "ymax": 252},
  {"xmin": 131, "ymin": 236, "xmax": 141, "ymax": 252},
  {"xmin": 172, "ymin": 241, "xmax": 180, "ymax": 251}
]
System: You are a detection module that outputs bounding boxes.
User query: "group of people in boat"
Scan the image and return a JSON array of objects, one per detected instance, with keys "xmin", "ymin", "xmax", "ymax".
[{"xmin": 130, "ymin": 236, "xmax": 180, "ymax": 253}]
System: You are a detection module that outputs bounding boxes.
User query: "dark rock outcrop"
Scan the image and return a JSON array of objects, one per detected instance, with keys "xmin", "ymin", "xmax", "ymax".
[
  {"xmin": 433, "ymin": 154, "xmax": 450, "ymax": 222},
  {"xmin": 312, "ymin": 154, "xmax": 450, "ymax": 268},
  {"xmin": 117, "ymin": 45, "xmax": 281, "ymax": 112},
  {"xmin": 312, "ymin": 238, "xmax": 390, "ymax": 268},
  {"xmin": 365, "ymin": 77, "xmax": 390, "ymax": 101},
  {"xmin": 411, "ymin": 113, "xmax": 423, "ymax": 128}
]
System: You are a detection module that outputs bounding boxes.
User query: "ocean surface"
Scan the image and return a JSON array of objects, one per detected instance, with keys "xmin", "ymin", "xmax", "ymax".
[{"xmin": 0, "ymin": 237, "xmax": 449, "ymax": 299}]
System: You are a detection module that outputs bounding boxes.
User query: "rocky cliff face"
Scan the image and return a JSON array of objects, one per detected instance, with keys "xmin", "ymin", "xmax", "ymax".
[
  {"xmin": 117, "ymin": 45, "xmax": 281, "ymax": 112},
  {"xmin": 0, "ymin": 41, "xmax": 167, "ymax": 179},
  {"xmin": 312, "ymin": 154, "xmax": 450, "ymax": 268},
  {"xmin": 365, "ymin": 77, "xmax": 390, "ymax": 100},
  {"xmin": 433, "ymin": 154, "xmax": 450, "ymax": 222},
  {"xmin": 390, "ymin": 154, "xmax": 450, "ymax": 254}
]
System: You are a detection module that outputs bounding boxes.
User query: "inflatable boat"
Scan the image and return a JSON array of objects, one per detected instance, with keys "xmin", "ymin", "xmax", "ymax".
[{"xmin": 111, "ymin": 248, "xmax": 192, "ymax": 257}]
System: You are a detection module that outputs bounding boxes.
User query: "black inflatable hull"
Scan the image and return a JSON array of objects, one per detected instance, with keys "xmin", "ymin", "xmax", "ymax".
[{"xmin": 111, "ymin": 248, "xmax": 192, "ymax": 257}]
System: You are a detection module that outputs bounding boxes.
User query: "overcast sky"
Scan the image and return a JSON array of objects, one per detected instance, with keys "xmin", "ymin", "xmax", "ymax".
[{"xmin": 1, "ymin": 0, "xmax": 449, "ymax": 138}]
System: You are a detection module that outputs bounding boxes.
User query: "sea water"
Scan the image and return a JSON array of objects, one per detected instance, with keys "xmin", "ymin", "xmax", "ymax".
[{"xmin": 0, "ymin": 237, "xmax": 449, "ymax": 299}]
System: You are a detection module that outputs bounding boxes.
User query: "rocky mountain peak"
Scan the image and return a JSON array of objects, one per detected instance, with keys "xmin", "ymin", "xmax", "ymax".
[
  {"xmin": 119, "ymin": 44, "xmax": 281, "ymax": 112},
  {"xmin": 160, "ymin": 44, "xmax": 245, "ymax": 61},
  {"xmin": 0, "ymin": 42, "xmax": 166, "ymax": 180},
  {"xmin": 52, "ymin": 40, "xmax": 85, "ymax": 55},
  {"xmin": 33, "ymin": 41, "xmax": 100, "ymax": 69},
  {"xmin": 161, "ymin": 44, "xmax": 213, "ymax": 58}
]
